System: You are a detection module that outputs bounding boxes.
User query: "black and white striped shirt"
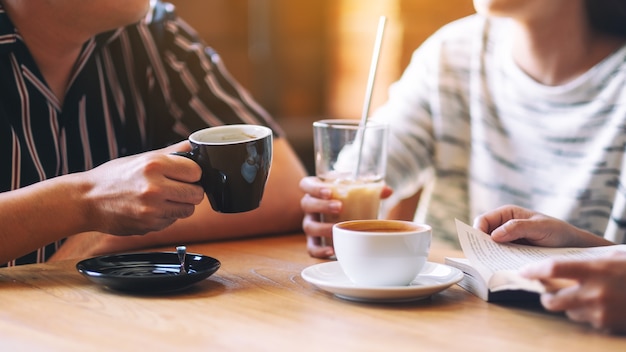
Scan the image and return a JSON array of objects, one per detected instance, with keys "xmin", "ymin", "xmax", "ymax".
[
  {"xmin": 0, "ymin": 1, "xmax": 282, "ymax": 265},
  {"xmin": 374, "ymin": 15, "xmax": 626, "ymax": 245}
]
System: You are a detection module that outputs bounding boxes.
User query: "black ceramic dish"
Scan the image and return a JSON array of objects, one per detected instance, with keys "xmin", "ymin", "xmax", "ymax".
[{"xmin": 76, "ymin": 252, "xmax": 221, "ymax": 294}]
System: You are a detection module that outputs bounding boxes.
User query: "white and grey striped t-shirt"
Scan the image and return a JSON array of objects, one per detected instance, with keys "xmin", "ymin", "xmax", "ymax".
[{"xmin": 373, "ymin": 14, "xmax": 626, "ymax": 245}]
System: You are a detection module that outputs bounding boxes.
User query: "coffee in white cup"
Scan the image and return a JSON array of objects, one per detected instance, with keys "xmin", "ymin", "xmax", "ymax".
[{"xmin": 333, "ymin": 219, "xmax": 432, "ymax": 286}]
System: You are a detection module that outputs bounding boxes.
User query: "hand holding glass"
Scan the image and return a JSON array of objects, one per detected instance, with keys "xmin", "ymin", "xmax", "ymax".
[{"xmin": 313, "ymin": 119, "xmax": 388, "ymax": 246}]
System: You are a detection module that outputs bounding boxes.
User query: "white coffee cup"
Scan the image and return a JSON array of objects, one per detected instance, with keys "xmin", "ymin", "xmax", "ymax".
[{"xmin": 333, "ymin": 220, "xmax": 432, "ymax": 286}]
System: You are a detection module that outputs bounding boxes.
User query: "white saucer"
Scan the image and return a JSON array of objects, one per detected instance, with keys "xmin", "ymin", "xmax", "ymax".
[{"xmin": 301, "ymin": 261, "xmax": 463, "ymax": 303}]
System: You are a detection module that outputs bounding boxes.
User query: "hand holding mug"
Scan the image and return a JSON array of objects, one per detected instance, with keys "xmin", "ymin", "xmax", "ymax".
[{"xmin": 81, "ymin": 141, "xmax": 205, "ymax": 235}]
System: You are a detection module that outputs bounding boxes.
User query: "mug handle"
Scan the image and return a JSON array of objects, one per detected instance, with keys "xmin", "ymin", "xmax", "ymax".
[{"xmin": 171, "ymin": 151, "xmax": 195, "ymax": 160}]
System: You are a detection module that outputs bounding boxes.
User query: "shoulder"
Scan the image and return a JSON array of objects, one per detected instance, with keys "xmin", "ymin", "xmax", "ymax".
[
  {"xmin": 95, "ymin": 1, "xmax": 203, "ymax": 55},
  {"xmin": 94, "ymin": 1, "xmax": 182, "ymax": 47},
  {"xmin": 401, "ymin": 14, "xmax": 509, "ymax": 83},
  {"xmin": 423, "ymin": 15, "xmax": 488, "ymax": 48},
  {"xmin": 143, "ymin": 1, "xmax": 187, "ymax": 40},
  {"xmin": 146, "ymin": 0, "xmax": 178, "ymax": 27},
  {"xmin": 415, "ymin": 14, "xmax": 507, "ymax": 57},
  {"xmin": 431, "ymin": 14, "xmax": 489, "ymax": 42},
  {"xmin": 102, "ymin": 1, "xmax": 196, "ymax": 41}
]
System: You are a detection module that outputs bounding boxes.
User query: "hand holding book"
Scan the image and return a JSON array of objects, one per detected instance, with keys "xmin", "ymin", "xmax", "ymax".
[
  {"xmin": 447, "ymin": 205, "xmax": 626, "ymax": 334},
  {"xmin": 445, "ymin": 220, "xmax": 625, "ymax": 301},
  {"xmin": 473, "ymin": 204, "xmax": 615, "ymax": 248}
]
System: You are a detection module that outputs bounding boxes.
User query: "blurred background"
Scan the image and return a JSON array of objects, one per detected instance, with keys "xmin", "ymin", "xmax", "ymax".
[{"xmin": 168, "ymin": 0, "xmax": 475, "ymax": 174}]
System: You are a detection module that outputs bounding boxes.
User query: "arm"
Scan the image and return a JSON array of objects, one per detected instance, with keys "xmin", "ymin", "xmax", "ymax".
[
  {"xmin": 49, "ymin": 7, "xmax": 308, "ymax": 259},
  {"xmin": 0, "ymin": 174, "xmax": 93, "ymax": 264},
  {"xmin": 50, "ymin": 137, "xmax": 307, "ymax": 260},
  {"xmin": 0, "ymin": 141, "xmax": 204, "ymax": 264},
  {"xmin": 386, "ymin": 188, "xmax": 421, "ymax": 221}
]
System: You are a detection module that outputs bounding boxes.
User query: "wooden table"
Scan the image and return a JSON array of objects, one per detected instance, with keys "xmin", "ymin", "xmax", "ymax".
[{"xmin": 0, "ymin": 234, "xmax": 624, "ymax": 351}]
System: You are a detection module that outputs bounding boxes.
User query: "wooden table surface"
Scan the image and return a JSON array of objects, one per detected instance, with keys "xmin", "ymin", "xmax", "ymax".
[{"xmin": 0, "ymin": 233, "xmax": 624, "ymax": 351}]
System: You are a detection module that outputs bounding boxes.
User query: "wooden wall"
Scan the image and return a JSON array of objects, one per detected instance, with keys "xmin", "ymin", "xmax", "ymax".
[
  {"xmin": 327, "ymin": 0, "xmax": 476, "ymax": 119},
  {"xmin": 167, "ymin": 0, "xmax": 475, "ymax": 173},
  {"xmin": 167, "ymin": 0, "xmax": 327, "ymax": 118}
]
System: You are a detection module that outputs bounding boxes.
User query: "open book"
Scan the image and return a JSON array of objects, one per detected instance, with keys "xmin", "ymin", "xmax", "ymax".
[{"xmin": 445, "ymin": 219, "xmax": 626, "ymax": 302}]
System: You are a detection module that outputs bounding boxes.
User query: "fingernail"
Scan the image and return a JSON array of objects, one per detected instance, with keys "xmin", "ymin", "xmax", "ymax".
[
  {"xmin": 328, "ymin": 200, "xmax": 341, "ymax": 212},
  {"xmin": 540, "ymin": 293, "xmax": 555, "ymax": 307},
  {"xmin": 518, "ymin": 263, "xmax": 538, "ymax": 276},
  {"xmin": 320, "ymin": 188, "xmax": 332, "ymax": 199}
]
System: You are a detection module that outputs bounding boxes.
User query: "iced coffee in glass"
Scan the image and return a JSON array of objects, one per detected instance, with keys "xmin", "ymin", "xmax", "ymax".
[{"xmin": 313, "ymin": 119, "xmax": 389, "ymax": 245}]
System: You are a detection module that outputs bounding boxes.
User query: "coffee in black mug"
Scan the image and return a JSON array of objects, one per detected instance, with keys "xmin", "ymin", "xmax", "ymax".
[{"xmin": 173, "ymin": 124, "xmax": 273, "ymax": 213}]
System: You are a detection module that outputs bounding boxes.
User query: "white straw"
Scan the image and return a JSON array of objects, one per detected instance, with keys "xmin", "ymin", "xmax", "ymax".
[{"xmin": 354, "ymin": 16, "xmax": 386, "ymax": 179}]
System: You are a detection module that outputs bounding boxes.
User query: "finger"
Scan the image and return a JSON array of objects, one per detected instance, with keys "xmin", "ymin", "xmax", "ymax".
[
  {"xmin": 162, "ymin": 180, "xmax": 205, "ymax": 205},
  {"xmin": 563, "ymin": 306, "xmax": 592, "ymax": 325},
  {"xmin": 299, "ymin": 177, "xmax": 333, "ymax": 199},
  {"xmin": 541, "ymin": 287, "xmax": 599, "ymax": 329},
  {"xmin": 561, "ymin": 305, "xmax": 615, "ymax": 333},
  {"xmin": 162, "ymin": 140, "xmax": 192, "ymax": 153},
  {"xmin": 472, "ymin": 205, "xmax": 564, "ymax": 245},
  {"xmin": 488, "ymin": 218, "xmax": 568, "ymax": 246},
  {"xmin": 539, "ymin": 285, "xmax": 581, "ymax": 312},
  {"xmin": 306, "ymin": 235, "xmax": 335, "ymax": 258},
  {"xmin": 472, "ymin": 205, "xmax": 534, "ymax": 233},
  {"xmin": 521, "ymin": 259, "xmax": 601, "ymax": 282},
  {"xmin": 134, "ymin": 169, "xmax": 205, "ymax": 205},
  {"xmin": 162, "ymin": 199, "xmax": 198, "ymax": 219},
  {"xmin": 138, "ymin": 198, "xmax": 197, "ymax": 222},
  {"xmin": 472, "ymin": 214, "xmax": 492, "ymax": 234},
  {"xmin": 545, "ymin": 281, "xmax": 626, "ymax": 333},
  {"xmin": 302, "ymin": 213, "xmax": 334, "ymax": 239},
  {"xmin": 117, "ymin": 213, "xmax": 179, "ymax": 235},
  {"xmin": 165, "ymin": 154, "xmax": 203, "ymax": 183},
  {"xmin": 380, "ymin": 185, "xmax": 393, "ymax": 199},
  {"xmin": 300, "ymin": 193, "xmax": 342, "ymax": 214},
  {"xmin": 608, "ymin": 250, "xmax": 626, "ymax": 259},
  {"xmin": 487, "ymin": 221, "xmax": 530, "ymax": 243}
]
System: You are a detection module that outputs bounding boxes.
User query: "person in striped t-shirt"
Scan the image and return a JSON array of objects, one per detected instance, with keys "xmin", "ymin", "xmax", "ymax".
[
  {"xmin": 0, "ymin": 0, "xmax": 307, "ymax": 266},
  {"xmin": 301, "ymin": 0, "xmax": 626, "ymax": 257}
]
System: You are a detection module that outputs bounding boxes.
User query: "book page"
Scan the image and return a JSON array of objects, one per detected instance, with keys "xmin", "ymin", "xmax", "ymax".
[{"xmin": 454, "ymin": 219, "xmax": 626, "ymax": 285}]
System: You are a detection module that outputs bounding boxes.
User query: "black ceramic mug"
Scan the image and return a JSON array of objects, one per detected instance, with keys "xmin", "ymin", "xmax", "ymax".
[{"xmin": 173, "ymin": 124, "xmax": 273, "ymax": 213}]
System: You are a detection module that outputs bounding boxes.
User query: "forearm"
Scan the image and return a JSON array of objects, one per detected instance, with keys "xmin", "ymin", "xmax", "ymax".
[
  {"xmin": 52, "ymin": 138, "xmax": 308, "ymax": 258},
  {"xmin": 386, "ymin": 189, "xmax": 422, "ymax": 221},
  {"xmin": 569, "ymin": 227, "xmax": 616, "ymax": 247},
  {"xmin": 0, "ymin": 173, "xmax": 92, "ymax": 263}
]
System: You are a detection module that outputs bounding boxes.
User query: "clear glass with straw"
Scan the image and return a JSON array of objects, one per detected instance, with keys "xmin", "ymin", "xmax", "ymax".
[
  {"xmin": 313, "ymin": 16, "xmax": 388, "ymax": 249},
  {"xmin": 313, "ymin": 119, "xmax": 388, "ymax": 232}
]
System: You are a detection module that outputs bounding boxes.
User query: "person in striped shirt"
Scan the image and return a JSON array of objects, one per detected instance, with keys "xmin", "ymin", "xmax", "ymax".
[
  {"xmin": 301, "ymin": 0, "xmax": 626, "ymax": 257},
  {"xmin": 0, "ymin": 0, "xmax": 307, "ymax": 266}
]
